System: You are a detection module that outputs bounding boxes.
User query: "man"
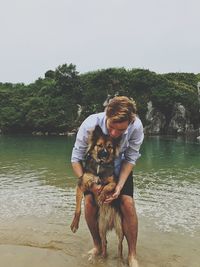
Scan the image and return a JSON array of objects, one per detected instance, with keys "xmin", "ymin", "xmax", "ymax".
[{"xmin": 71, "ymin": 96, "xmax": 144, "ymax": 267}]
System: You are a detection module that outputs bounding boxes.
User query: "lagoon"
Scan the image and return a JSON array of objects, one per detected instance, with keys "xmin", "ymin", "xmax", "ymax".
[{"xmin": 0, "ymin": 135, "xmax": 199, "ymax": 267}]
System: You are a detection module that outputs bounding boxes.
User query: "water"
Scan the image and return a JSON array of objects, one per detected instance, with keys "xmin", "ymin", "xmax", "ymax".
[
  {"xmin": 135, "ymin": 136, "xmax": 200, "ymax": 235},
  {"xmin": 0, "ymin": 135, "xmax": 200, "ymax": 266}
]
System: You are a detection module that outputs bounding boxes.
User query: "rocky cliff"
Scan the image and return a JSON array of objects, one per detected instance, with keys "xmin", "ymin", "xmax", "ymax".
[{"xmin": 144, "ymin": 101, "xmax": 200, "ymax": 138}]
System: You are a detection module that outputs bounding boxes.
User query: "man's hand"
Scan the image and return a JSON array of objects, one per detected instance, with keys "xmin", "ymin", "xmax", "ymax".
[{"xmin": 103, "ymin": 184, "xmax": 122, "ymax": 204}]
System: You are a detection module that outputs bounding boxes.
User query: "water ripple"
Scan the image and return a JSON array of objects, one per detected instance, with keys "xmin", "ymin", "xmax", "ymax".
[
  {"xmin": 135, "ymin": 167, "xmax": 200, "ymax": 235},
  {"xmin": 1, "ymin": 162, "xmax": 200, "ymax": 236}
]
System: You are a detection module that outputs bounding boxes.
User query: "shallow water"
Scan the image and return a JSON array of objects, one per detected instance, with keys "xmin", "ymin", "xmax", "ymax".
[{"xmin": 0, "ymin": 135, "xmax": 200, "ymax": 266}]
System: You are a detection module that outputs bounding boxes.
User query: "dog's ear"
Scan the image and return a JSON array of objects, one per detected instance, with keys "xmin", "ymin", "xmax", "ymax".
[
  {"xmin": 87, "ymin": 125, "xmax": 104, "ymax": 153},
  {"xmin": 92, "ymin": 125, "xmax": 103, "ymax": 141}
]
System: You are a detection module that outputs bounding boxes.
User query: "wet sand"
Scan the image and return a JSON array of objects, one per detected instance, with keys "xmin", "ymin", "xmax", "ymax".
[
  {"xmin": 0, "ymin": 215, "xmax": 199, "ymax": 267},
  {"xmin": 0, "ymin": 244, "xmax": 70, "ymax": 267}
]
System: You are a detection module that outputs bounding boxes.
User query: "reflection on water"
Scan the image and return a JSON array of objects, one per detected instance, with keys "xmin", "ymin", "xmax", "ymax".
[{"xmin": 0, "ymin": 135, "xmax": 200, "ymax": 235}]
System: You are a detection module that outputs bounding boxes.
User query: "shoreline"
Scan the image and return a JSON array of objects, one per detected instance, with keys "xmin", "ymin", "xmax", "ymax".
[
  {"xmin": 1, "ymin": 132, "xmax": 200, "ymax": 143},
  {"xmin": 0, "ymin": 215, "xmax": 199, "ymax": 267}
]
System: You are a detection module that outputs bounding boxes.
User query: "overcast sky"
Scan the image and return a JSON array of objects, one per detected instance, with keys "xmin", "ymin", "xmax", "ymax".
[{"xmin": 0, "ymin": 0, "xmax": 199, "ymax": 84}]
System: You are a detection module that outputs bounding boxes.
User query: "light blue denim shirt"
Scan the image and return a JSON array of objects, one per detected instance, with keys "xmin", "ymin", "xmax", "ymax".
[{"xmin": 71, "ymin": 112, "xmax": 144, "ymax": 177}]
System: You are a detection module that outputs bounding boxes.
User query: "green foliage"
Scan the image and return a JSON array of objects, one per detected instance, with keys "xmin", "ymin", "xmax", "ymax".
[
  {"xmin": 0, "ymin": 63, "xmax": 81, "ymax": 133},
  {"xmin": 45, "ymin": 70, "xmax": 55, "ymax": 79},
  {"xmin": 163, "ymin": 72, "xmax": 198, "ymax": 88},
  {"xmin": 80, "ymin": 68, "xmax": 129, "ymax": 117},
  {"xmin": 0, "ymin": 64, "xmax": 199, "ymax": 134}
]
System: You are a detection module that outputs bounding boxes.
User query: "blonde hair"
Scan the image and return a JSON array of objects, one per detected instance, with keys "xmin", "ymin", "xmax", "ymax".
[{"xmin": 105, "ymin": 96, "xmax": 137, "ymax": 123}]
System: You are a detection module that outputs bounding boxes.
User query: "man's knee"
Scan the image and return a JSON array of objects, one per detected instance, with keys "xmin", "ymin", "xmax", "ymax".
[{"xmin": 120, "ymin": 195, "xmax": 137, "ymax": 216}]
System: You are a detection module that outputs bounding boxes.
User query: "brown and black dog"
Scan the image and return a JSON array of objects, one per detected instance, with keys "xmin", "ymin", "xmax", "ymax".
[{"xmin": 70, "ymin": 125, "xmax": 124, "ymax": 258}]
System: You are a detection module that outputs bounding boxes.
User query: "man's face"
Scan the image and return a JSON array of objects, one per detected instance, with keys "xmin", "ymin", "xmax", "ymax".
[{"xmin": 106, "ymin": 119, "xmax": 129, "ymax": 139}]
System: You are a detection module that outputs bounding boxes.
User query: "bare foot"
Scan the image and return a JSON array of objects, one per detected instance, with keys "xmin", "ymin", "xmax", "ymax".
[
  {"xmin": 88, "ymin": 247, "xmax": 101, "ymax": 262},
  {"xmin": 128, "ymin": 256, "xmax": 139, "ymax": 267}
]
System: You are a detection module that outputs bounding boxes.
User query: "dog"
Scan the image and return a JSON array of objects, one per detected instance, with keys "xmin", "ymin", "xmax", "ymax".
[{"xmin": 70, "ymin": 125, "xmax": 124, "ymax": 259}]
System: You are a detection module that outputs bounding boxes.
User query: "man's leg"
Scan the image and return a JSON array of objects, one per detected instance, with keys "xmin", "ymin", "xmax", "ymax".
[
  {"xmin": 84, "ymin": 194, "xmax": 102, "ymax": 255},
  {"xmin": 120, "ymin": 195, "xmax": 138, "ymax": 267}
]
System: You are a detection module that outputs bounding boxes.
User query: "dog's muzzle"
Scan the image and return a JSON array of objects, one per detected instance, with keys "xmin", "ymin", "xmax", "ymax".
[{"xmin": 98, "ymin": 149, "xmax": 109, "ymax": 159}]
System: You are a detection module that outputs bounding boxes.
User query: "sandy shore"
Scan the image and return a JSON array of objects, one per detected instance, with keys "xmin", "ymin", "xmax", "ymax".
[
  {"xmin": 0, "ymin": 216, "xmax": 199, "ymax": 267},
  {"xmin": 0, "ymin": 244, "xmax": 70, "ymax": 267}
]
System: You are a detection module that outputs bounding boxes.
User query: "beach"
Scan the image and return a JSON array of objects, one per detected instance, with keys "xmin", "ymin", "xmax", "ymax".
[{"xmin": 0, "ymin": 215, "xmax": 199, "ymax": 267}]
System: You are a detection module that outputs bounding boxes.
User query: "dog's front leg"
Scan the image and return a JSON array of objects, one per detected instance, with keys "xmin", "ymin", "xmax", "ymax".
[
  {"xmin": 70, "ymin": 185, "xmax": 83, "ymax": 233},
  {"xmin": 98, "ymin": 182, "xmax": 116, "ymax": 205}
]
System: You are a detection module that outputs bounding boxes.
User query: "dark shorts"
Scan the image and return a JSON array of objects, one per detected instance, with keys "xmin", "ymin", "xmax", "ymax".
[
  {"xmin": 84, "ymin": 172, "xmax": 134, "ymax": 198},
  {"xmin": 120, "ymin": 172, "xmax": 134, "ymax": 197}
]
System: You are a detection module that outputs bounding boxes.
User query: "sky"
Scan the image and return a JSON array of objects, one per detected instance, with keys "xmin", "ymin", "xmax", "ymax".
[{"xmin": 0, "ymin": 0, "xmax": 199, "ymax": 84}]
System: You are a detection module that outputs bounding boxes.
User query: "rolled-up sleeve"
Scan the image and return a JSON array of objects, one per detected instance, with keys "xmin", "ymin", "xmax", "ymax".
[{"xmin": 124, "ymin": 123, "xmax": 144, "ymax": 165}]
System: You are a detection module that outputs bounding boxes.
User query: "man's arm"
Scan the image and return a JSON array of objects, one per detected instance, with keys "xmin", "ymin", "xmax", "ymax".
[
  {"xmin": 104, "ymin": 121, "xmax": 143, "ymax": 203},
  {"xmin": 72, "ymin": 162, "xmax": 84, "ymax": 178},
  {"xmin": 104, "ymin": 161, "xmax": 134, "ymax": 203}
]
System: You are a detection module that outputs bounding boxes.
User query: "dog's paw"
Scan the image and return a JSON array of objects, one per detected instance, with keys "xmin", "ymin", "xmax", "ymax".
[
  {"xmin": 70, "ymin": 221, "xmax": 78, "ymax": 233},
  {"xmin": 70, "ymin": 219, "xmax": 79, "ymax": 233},
  {"xmin": 70, "ymin": 223, "xmax": 78, "ymax": 233},
  {"xmin": 70, "ymin": 213, "xmax": 80, "ymax": 233}
]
